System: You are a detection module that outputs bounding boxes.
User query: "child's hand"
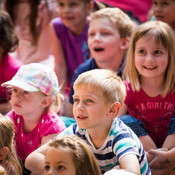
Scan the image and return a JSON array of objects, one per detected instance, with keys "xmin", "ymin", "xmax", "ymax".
[{"xmin": 148, "ymin": 148, "xmax": 170, "ymax": 169}]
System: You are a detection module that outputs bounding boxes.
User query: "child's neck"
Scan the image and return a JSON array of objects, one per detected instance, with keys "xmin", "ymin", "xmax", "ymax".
[
  {"xmin": 96, "ymin": 55, "xmax": 123, "ymax": 72},
  {"xmin": 70, "ymin": 20, "xmax": 88, "ymax": 36},
  {"xmin": 141, "ymin": 77, "xmax": 164, "ymax": 97},
  {"xmin": 22, "ymin": 110, "xmax": 46, "ymax": 133},
  {"xmin": 87, "ymin": 120, "xmax": 112, "ymax": 149}
]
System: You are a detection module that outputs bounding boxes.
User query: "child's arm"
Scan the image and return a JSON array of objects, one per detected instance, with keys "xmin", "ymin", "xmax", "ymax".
[
  {"xmin": 149, "ymin": 146, "xmax": 175, "ymax": 168},
  {"xmin": 25, "ymin": 141, "xmax": 50, "ymax": 175},
  {"xmin": 117, "ymin": 103, "xmax": 127, "ymax": 117},
  {"xmin": 41, "ymin": 133, "xmax": 58, "ymax": 145},
  {"xmin": 118, "ymin": 154, "xmax": 140, "ymax": 175},
  {"xmin": 50, "ymin": 22, "xmax": 67, "ymax": 92}
]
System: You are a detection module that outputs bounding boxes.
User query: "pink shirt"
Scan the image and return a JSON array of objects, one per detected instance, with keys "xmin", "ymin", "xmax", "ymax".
[
  {"xmin": 7, "ymin": 110, "xmax": 66, "ymax": 162},
  {"xmin": 0, "ymin": 55, "xmax": 22, "ymax": 104},
  {"xmin": 124, "ymin": 82, "xmax": 175, "ymax": 147},
  {"xmin": 96, "ymin": 0, "xmax": 152, "ymax": 22}
]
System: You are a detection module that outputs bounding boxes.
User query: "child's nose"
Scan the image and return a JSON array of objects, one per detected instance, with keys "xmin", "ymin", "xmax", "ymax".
[
  {"xmin": 47, "ymin": 167, "xmax": 57, "ymax": 175},
  {"xmin": 77, "ymin": 101, "xmax": 84, "ymax": 110},
  {"xmin": 94, "ymin": 33, "xmax": 101, "ymax": 41},
  {"xmin": 155, "ymin": 5, "xmax": 163, "ymax": 12},
  {"xmin": 145, "ymin": 54, "xmax": 154, "ymax": 61}
]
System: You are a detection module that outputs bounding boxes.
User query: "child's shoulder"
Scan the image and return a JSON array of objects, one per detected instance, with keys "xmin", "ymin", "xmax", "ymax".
[{"xmin": 74, "ymin": 58, "xmax": 97, "ymax": 75}]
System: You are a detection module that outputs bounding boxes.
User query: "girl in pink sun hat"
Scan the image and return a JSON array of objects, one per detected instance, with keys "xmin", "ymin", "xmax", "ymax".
[{"xmin": 1, "ymin": 63, "xmax": 66, "ymax": 175}]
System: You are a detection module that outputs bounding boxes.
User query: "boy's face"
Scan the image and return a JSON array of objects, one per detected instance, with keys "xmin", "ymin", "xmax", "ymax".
[
  {"xmin": 88, "ymin": 17, "xmax": 124, "ymax": 69},
  {"xmin": 44, "ymin": 147, "xmax": 76, "ymax": 175},
  {"xmin": 73, "ymin": 85, "xmax": 113, "ymax": 131},
  {"xmin": 10, "ymin": 87, "xmax": 47, "ymax": 117},
  {"xmin": 57, "ymin": 0, "xmax": 92, "ymax": 34},
  {"xmin": 153, "ymin": 0, "xmax": 175, "ymax": 29}
]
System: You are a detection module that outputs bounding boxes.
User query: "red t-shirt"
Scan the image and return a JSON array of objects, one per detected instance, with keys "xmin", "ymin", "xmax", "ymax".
[{"xmin": 124, "ymin": 82, "xmax": 175, "ymax": 147}]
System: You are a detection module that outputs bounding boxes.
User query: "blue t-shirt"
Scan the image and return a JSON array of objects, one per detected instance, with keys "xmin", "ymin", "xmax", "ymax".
[{"xmin": 58, "ymin": 118, "xmax": 151, "ymax": 174}]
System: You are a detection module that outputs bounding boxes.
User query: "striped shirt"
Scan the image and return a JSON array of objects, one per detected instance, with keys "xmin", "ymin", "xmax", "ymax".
[{"xmin": 58, "ymin": 118, "xmax": 151, "ymax": 174}]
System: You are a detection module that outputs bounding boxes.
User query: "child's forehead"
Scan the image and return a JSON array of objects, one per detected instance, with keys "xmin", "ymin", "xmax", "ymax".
[{"xmin": 74, "ymin": 84, "xmax": 104, "ymax": 95}]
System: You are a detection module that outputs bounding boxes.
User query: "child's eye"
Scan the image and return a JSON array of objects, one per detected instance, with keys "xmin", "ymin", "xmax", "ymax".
[
  {"xmin": 154, "ymin": 50, "xmax": 162, "ymax": 54},
  {"xmin": 138, "ymin": 49, "xmax": 146, "ymax": 54},
  {"xmin": 70, "ymin": 2, "xmax": 78, "ymax": 7},
  {"xmin": 88, "ymin": 32, "xmax": 95, "ymax": 37},
  {"xmin": 86, "ymin": 99, "xmax": 94, "ymax": 103},
  {"xmin": 102, "ymin": 32, "xmax": 110, "ymax": 36},
  {"xmin": 23, "ymin": 91, "xmax": 29, "ymax": 95},
  {"xmin": 58, "ymin": 2, "xmax": 64, "ymax": 7},
  {"xmin": 12, "ymin": 88, "xmax": 18, "ymax": 93},
  {"xmin": 73, "ymin": 98, "xmax": 79, "ymax": 103},
  {"xmin": 44, "ymin": 165, "xmax": 50, "ymax": 171},
  {"xmin": 57, "ymin": 165, "xmax": 65, "ymax": 170}
]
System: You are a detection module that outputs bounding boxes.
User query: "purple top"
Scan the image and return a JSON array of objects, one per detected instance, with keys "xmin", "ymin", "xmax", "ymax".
[
  {"xmin": 0, "ymin": 55, "xmax": 22, "ymax": 103},
  {"xmin": 52, "ymin": 17, "xmax": 90, "ymax": 83}
]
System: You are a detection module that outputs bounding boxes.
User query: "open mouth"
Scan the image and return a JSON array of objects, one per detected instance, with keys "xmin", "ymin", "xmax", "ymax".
[
  {"xmin": 94, "ymin": 47, "xmax": 104, "ymax": 52},
  {"xmin": 143, "ymin": 65, "xmax": 157, "ymax": 70},
  {"xmin": 77, "ymin": 115, "xmax": 88, "ymax": 119}
]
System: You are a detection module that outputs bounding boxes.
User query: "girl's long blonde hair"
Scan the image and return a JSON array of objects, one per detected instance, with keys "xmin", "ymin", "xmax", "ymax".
[
  {"xmin": 124, "ymin": 21, "xmax": 175, "ymax": 97},
  {"xmin": 0, "ymin": 114, "xmax": 22, "ymax": 175}
]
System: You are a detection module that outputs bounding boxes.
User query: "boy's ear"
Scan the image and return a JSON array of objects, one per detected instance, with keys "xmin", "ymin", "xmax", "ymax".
[
  {"xmin": 41, "ymin": 96, "xmax": 52, "ymax": 108},
  {"xmin": 0, "ymin": 147, "xmax": 9, "ymax": 161},
  {"xmin": 108, "ymin": 102, "xmax": 121, "ymax": 118},
  {"xmin": 87, "ymin": 1, "xmax": 94, "ymax": 15},
  {"xmin": 120, "ymin": 37, "xmax": 130, "ymax": 50}
]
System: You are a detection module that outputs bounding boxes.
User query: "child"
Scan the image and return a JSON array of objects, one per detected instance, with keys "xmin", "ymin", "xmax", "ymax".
[
  {"xmin": 50, "ymin": 0, "xmax": 94, "ymax": 92},
  {"xmin": 117, "ymin": 21, "xmax": 175, "ymax": 174},
  {"xmin": 1, "ymin": 63, "xmax": 66, "ymax": 173},
  {"xmin": 152, "ymin": 0, "xmax": 175, "ymax": 31},
  {"xmin": 4, "ymin": 0, "xmax": 58, "ymax": 67},
  {"xmin": 0, "ymin": 114, "xmax": 22, "ymax": 175},
  {"xmin": 68, "ymin": 7, "xmax": 134, "ymax": 116},
  {"xmin": 0, "ymin": 10, "xmax": 22, "ymax": 114},
  {"xmin": 44, "ymin": 134, "xmax": 102, "ymax": 175},
  {"xmin": 25, "ymin": 69, "xmax": 151, "ymax": 175}
]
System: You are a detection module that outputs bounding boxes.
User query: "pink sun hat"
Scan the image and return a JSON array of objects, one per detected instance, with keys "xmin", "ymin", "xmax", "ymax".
[{"xmin": 1, "ymin": 63, "xmax": 59, "ymax": 97}]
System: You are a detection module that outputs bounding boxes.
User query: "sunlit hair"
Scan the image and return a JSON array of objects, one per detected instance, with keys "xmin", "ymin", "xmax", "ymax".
[
  {"xmin": 0, "ymin": 114, "xmax": 22, "ymax": 175},
  {"xmin": 124, "ymin": 21, "xmax": 175, "ymax": 97},
  {"xmin": 90, "ymin": 7, "xmax": 134, "ymax": 38},
  {"xmin": 49, "ymin": 91, "xmax": 64, "ymax": 114},
  {"xmin": 0, "ymin": 10, "xmax": 18, "ymax": 55},
  {"xmin": 46, "ymin": 135, "xmax": 102, "ymax": 175},
  {"xmin": 73, "ymin": 69, "xmax": 126, "ymax": 105},
  {"xmin": 0, "ymin": 165, "xmax": 6, "ymax": 175}
]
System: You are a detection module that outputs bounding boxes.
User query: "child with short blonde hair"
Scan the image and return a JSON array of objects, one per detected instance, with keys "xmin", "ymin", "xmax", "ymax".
[{"xmin": 25, "ymin": 69, "xmax": 150, "ymax": 175}]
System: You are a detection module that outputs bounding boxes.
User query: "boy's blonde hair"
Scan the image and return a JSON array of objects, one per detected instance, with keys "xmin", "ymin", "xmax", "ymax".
[
  {"xmin": 47, "ymin": 135, "xmax": 102, "ymax": 175},
  {"xmin": 90, "ymin": 7, "xmax": 134, "ymax": 38},
  {"xmin": 124, "ymin": 21, "xmax": 175, "ymax": 97},
  {"xmin": 73, "ymin": 69, "xmax": 126, "ymax": 105}
]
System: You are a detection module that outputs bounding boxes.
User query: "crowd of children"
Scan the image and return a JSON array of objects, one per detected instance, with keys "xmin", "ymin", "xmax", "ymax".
[{"xmin": 0, "ymin": 0, "xmax": 175, "ymax": 174}]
